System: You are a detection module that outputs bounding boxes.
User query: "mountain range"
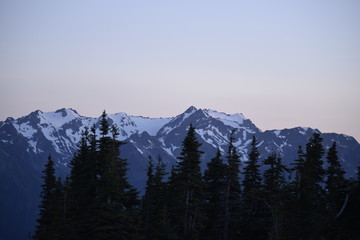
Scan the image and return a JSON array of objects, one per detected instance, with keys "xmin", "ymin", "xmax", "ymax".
[{"xmin": 1, "ymin": 106, "xmax": 359, "ymax": 240}]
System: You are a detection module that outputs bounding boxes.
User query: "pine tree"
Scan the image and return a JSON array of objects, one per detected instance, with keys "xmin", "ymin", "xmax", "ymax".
[
  {"xmin": 68, "ymin": 127, "xmax": 97, "ymax": 240},
  {"xmin": 95, "ymin": 111, "xmax": 141, "ymax": 240},
  {"xmin": 153, "ymin": 156, "xmax": 169, "ymax": 239},
  {"xmin": 51, "ymin": 177, "xmax": 67, "ymax": 240},
  {"xmin": 203, "ymin": 149, "xmax": 227, "ymax": 240},
  {"xmin": 62, "ymin": 176, "xmax": 72, "ymax": 240},
  {"xmin": 263, "ymin": 153, "xmax": 287, "ymax": 192},
  {"xmin": 301, "ymin": 132, "xmax": 326, "ymax": 239},
  {"xmin": 340, "ymin": 166, "xmax": 360, "ymax": 239},
  {"xmin": 33, "ymin": 156, "xmax": 59, "ymax": 240},
  {"xmin": 242, "ymin": 136, "xmax": 262, "ymax": 194},
  {"xmin": 323, "ymin": 142, "xmax": 349, "ymax": 239},
  {"xmin": 142, "ymin": 156, "xmax": 169, "ymax": 240},
  {"xmin": 282, "ymin": 146, "xmax": 306, "ymax": 240},
  {"xmin": 303, "ymin": 133, "xmax": 325, "ymax": 192},
  {"xmin": 241, "ymin": 135, "xmax": 266, "ymax": 240},
  {"xmin": 262, "ymin": 153, "xmax": 288, "ymax": 240},
  {"xmin": 142, "ymin": 156, "xmax": 155, "ymax": 239},
  {"xmin": 325, "ymin": 142, "xmax": 347, "ymax": 212},
  {"xmin": 167, "ymin": 164, "xmax": 183, "ymax": 239},
  {"xmin": 224, "ymin": 131, "xmax": 242, "ymax": 240},
  {"xmin": 292, "ymin": 146, "xmax": 305, "ymax": 199},
  {"xmin": 170, "ymin": 124, "xmax": 204, "ymax": 240}
]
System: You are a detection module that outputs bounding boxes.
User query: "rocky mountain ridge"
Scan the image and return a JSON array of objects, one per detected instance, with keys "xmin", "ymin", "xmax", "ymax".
[{"xmin": 0, "ymin": 106, "xmax": 359, "ymax": 240}]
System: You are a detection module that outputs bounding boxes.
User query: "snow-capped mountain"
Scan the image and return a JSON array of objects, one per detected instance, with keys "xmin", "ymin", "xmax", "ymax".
[{"xmin": 1, "ymin": 106, "xmax": 360, "ymax": 240}]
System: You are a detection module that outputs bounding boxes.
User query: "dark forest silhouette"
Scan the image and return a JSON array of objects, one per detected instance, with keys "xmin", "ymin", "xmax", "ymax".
[{"xmin": 33, "ymin": 112, "xmax": 360, "ymax": 240}]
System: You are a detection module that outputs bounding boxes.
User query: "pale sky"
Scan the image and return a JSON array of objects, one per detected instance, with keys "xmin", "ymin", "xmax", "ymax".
[{"xmin": 1, "ymin": 0, "xmax": 359, "ymax": 141}]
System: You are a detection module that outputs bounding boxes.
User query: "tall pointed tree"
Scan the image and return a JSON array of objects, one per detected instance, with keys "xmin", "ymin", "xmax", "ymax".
[
  {"xmin": 262, "ymin": 153, "xmax": 288, "ymax": 240},
  {"xmin": 323, "ymin": 142, "xmax": 349, "ymax": 239},
  {"xmin": 241, "ymin": 135, "xmax": 266, "ymax": 240},
  {"xmin": 152, "ymin": 156, "xmax": 169, "ymax": 239},
  {"xmin": 95, "ymin": 111, "xmax": 140, "ymax": 240},
  {"xmin": 203, "ymin": 149, "xmax": 227, "ymax": 240},
  {"xmin": 325, "ymin": 142, "xmax": 347, "ymax": 212},
  {"xmin": 282, "ymin": 146, "xmax": 306, "ymax": 239},
  {"xmin": 292, "ymin": 145, "xmax": 305, "ymax": 199},
  {"xmin": 142, "ymin": 156, "xmax": 169, "ymax": 240},
  {"xmin": 242, "ymin": 136, "xmax": 262, "ymax": 194},
  {"xmin": 338, "ymin": 165, "xmax": 360, "ymax": 239},
  {"xmin": 171, "ymin": 124, "xmax": 204, "ymax": 240},
  {"xmin": 224, "ymin": 130, "xmax": 242, "ymax": 240},
  {"xmin": 68, "ymin": 127, "xmax": 97, "ymax": 240},
  {"xmin": 301, "ymin": 132, "xmax": 326, "ymax": 239},
  {"xmin": 33, "ymin": 156, "xmax": 59, "ymax": 240},
  {"xmin": 303, "ymin": 133, "xmax": 325, "ymax": 193},
  {"xmin": 142, "ymin": 156, "xmax": 155, "ymax": 239},
  {"xmin": 51, "ymin": 177, "xmax": 66, "ymax": 240}
]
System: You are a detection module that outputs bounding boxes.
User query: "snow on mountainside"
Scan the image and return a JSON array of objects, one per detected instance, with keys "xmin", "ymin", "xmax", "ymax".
[
  {"xmin": 203, "ymin": 109, "xmax": 246, "ymax": 128},
  {"xmin": 1, "ymin": 106, "xmax": 360, "ymax": 240},
  {"xmin": 7, "ymin": 108, "xmax": 172, "ymax": 158},
  {"xmin": 3, "ymin": 106, "xmax": 359, "ymax": 166},
  {"xmin": 108, "ymin": 112, "xmax": 172, "ymax": 139}
]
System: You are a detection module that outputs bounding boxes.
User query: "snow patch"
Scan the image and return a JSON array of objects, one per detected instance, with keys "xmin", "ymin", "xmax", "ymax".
[
  {"xmin": 40, "ymin": 109, "xmax": 79, "ymax": 129},
  {"xmin": 163, "ymin": 147, "xmax": 174, "ymax": 157},
  {"xmin": 16, "ymin": 122, "xmax": 37, "ymax": 138},
  {"xmin": 108, "ymin": 113, "xmax": 171, "ymax": 138},
  {"xmin": 136, "ymin": 147, "xmax": 144, "ymax": 154},
  {"xmin": 299, "ymin": 127, "xmax": 309, "ymax": 135},
  {"xmin": 131, "ymin": 116, "xmax": 171, "ymax": 136},
  {"xmin": 202, "ymin": 109, "xmax": 246, "ymax": 128}
]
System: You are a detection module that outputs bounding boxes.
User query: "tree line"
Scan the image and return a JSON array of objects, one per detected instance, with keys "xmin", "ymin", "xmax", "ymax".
[{"xmin": 33, "ymin": 112, "xmax": 360, "ymax": 240}]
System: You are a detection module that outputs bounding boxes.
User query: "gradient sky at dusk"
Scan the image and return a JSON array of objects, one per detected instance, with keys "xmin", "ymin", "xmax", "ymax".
[{"xmin": 1, "ymin": 0, "xmax": 359, "ymax": 141}]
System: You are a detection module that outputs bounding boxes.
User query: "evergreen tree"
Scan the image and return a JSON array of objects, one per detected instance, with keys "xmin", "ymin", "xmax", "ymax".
[
  {"xmin": 303, "ymin": 133, "xmax": 325, "ymax": 192},
  {"xmin": 203, "ymin": 149, "xmax": 227, "ymax": 240},
  {"xmin": 61, "ymin": 176, "xmax": 72, "ymax": 240},
  {"xmin": 242, "ymin": 136, "xmax": 262, "ymax": 194},
  {"xmin": 292, "ymin": 146, "xmax": 305, "ymax": 199},
  {"xmin": 300, "ymin": 133, "xmax": 326, "ymax": 239},
  {"xmin": 51, "ymin": 177, "xmax": 67, "ymax": 240},
  {"xmin": 33, "ymin": 156, "xmax": 60, "ymax": 240},
  {"xmin": 325, "ymin": 142, "xmax": 347, "ymax": 211},
  {"xmin": 142, "ymin": 156, "xmax": 155, "ymax": 239},
  {"xmin": 323, "ymin": 142, "xmax": 349, "ymax": 239},
  {"xmin": 293, "ymin": 146, "xmax": 305, "ymax": 179},
  {"xmin": 167, "ymin": 164, "xmax": 183, "ymax": 239},
  {"xmin": 95, "ymin": 111, "xmax": 141, "ymax": 240},
  {"xmin": 153, "ymin": 156, "xmax": 169, "ymax": 239},
  {"xmin": 241, "ymin": 135, "xmax": 266, "ymax": 240},
  {"xmin": 67, "ymin": 127, "xmax": 98, "ymax": 240},
  {"xmin": 263, "ymin": 153, "xmax": 287, "ymax": 192},
  {"xmin": 142, "ymin": 156, "xmax": 169, "ymax": 240},
  {"xmin": 281, "ymin": 146, "xmax": 306, "ymax": 240},
  {"xmin": 170, "ymin": 124, "xmax": 204, "ymax": 240},
  {"xmin": 224, "ymin": 131, "xmax": 242, "ymax": 240},
  {"xmin": 262, "ymin": 153, "xmax": 288, "ymax": 240},
  {"xmin": 340, "ymin": 166, "xmax": 360, "ymax": 239},
  {"xmin": 93, "ymin": 111, "xmax": 141, "ymax": 240}
]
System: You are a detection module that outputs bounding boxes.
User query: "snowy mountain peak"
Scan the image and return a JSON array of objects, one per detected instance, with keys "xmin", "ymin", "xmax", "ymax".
[
  {"xmin": 107, "ymin": 112, "xmax": 172, "ymax": 137},
  {"xmin": 198, "ymin": 108, "xmax": 249, "ymax": 129},
  {"xmin": 1, "ymin": 107, "xmax": 360, "ymax": 240},
  {"xmin": 185, "ymin": 106, "xmax": 197, "ymax": 113},
  {"xmin": 54, "ymin": 108, "xmax": 79, "ymax": 117},
  {"xmin": 5, "ymin": 117, "xmax": 14, "ymax": 122},
  {"xmin": 202, "ymin": 109, "xmax": 246, "ymax": 124},
  {"xmin": 39, "ymin": 108, "xmax": 81, "ymax": 128}
]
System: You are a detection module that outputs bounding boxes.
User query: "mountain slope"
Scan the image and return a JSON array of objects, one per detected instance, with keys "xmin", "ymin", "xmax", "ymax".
[{"xmin": 0, "ymin": 106, "xmax": 359, "ymax": 240}]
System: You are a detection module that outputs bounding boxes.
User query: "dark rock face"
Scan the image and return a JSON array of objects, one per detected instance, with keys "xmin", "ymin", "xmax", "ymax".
[{"xmin": 0, "ymin": 107, "xmax": 359, "ymax": 240}]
